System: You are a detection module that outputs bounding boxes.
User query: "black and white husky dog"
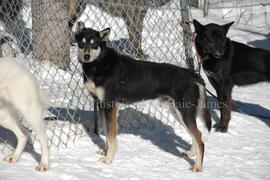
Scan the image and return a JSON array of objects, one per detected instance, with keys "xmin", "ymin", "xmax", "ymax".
[{"xmin": 74, "ymin": 22, "xmax": 211, "ymax": 172}]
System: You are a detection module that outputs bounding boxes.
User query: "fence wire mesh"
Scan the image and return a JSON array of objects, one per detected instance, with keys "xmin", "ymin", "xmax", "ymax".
[
  {"xmin": 0, "ymin": 0, "xmax": 195, "ymax": 154},
  {"xmin": 199, "ymin": 0, "xmax": 270, "ymax": 25}
]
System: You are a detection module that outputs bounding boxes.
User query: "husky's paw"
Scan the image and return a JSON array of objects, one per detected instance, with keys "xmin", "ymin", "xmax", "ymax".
[
  {"xmin": 182, "ymin": 150, "xmax": 196, "ymax": 158},
  {"xmin": 96, "ymin": 149, "xmax": 106, "ymax": 155},
  {"xmin": 189, "ymin": 165, "xmax": 202, "ymax": 172},
  {"xmin": 4, "ymin": 155, "xmax": 19, "ymax": 163},
  {"xmin": 36, "ymin": 163, "xmax": 49, "ymax": 172},
  {"xmin": 213, "ymin": 123, "xmax": 228, "ymax": 133},
  {"xmin": 98, "ymin": 156, "xmax": 113, "ymax": 164}
]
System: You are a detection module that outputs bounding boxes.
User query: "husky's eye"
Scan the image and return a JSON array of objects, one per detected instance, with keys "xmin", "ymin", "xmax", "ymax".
[
  {"xmin": 91, "ymin": 44, "xmax": 98, "ymax": 49},
  {"xmin": 78, "ymin": 42, "xmax": 85, "ymax": 49}
]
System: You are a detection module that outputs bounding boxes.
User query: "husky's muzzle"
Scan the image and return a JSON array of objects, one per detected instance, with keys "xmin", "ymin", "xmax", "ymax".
[{"xmin": 84, "ymin": 54, "xmax": 90, "ymax": 61}]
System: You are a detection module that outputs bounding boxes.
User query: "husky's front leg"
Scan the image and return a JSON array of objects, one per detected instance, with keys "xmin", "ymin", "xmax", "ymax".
[{"xmin": 98, "ymin": 103, "xmax": 120, "ymax": 163}]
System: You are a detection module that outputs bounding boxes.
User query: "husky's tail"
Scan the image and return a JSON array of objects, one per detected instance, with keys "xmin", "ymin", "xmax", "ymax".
[
  {"xmin": 196, "ymin": 81, "xmax": 212, "ymax": 132},
  {"xmin": 202, "ymin": 101, "xmax": 212, "ymax": 132}
]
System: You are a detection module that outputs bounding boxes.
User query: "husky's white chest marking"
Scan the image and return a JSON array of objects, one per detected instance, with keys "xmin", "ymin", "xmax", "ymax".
[{"xmin": 84, "ymin": 80, "xmax": 105, "ymax": 101}]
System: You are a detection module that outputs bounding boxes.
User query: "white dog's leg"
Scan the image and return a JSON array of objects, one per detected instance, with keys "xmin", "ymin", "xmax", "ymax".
[
  {"xmin": 21, "ymin": 109, "xmax": 50, "ymax": 171},
  {"xmin": 0, "ymin": 114, "xmax": 28, "ymax": 163},
  {"xmin": 0, "ymin": 59, "xmax": 50, "ymax": 171}
]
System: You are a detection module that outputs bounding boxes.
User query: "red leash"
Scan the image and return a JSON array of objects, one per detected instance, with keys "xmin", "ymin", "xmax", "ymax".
[{"xmin": 179, "ymin": 20, "xmax": 202, "ymax": 72}]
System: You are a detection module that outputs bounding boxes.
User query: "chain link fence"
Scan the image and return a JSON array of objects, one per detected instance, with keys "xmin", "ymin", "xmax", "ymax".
[
  {"xmin": 0, "ymin": 0, "xmax": 195, "ymax": 154},
  {"xmin": 199, "ymin": 0, "xmax": 270, "ymax": 25}
]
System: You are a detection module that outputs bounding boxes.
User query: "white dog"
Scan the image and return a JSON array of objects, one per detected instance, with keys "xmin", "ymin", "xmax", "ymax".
[{"xmin": 0, "ymin": 58, "xmax": 50, "ymax": 171}]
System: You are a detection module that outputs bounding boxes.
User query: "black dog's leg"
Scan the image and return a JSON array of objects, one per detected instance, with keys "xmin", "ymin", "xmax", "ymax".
[
  {"xmin": 93, "ymin": 98, "xmax": 99, "ymax": 135},
  {"xmin": 214, "ymin": 78, "xmax": 233, "ymax": 132},
  {"xmin": 207, "ymin": 75, "xmax": 233, "ymax": 132}
]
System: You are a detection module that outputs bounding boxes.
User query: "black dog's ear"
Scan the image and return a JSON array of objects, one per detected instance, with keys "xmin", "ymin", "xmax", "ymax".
[
  {"xmin": 193, "ymin": 19, "xmax": 205, "ymax": 34},
  {"xmin": 223, "ymin": 21, "xmax": 234, "ymax": 34},
  {"xmin": 71, "ymin": 32, "xmax": 78, "ymax": 46},
  {"xmin": 73, "ymin": 21, "xmax": 85, "ymax": 44},
  {"xmin": 99, "ymin": 28, "xmax": 111, "ymax": 41},
  {"xmin": 76, "ymin": 21, "xmax": 85, "ymax": 32}
]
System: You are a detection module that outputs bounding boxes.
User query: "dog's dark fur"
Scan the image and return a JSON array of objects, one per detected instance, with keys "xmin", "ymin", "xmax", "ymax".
[
  {"xmin": 193, "ymin": 19, "xmax": 270, "ymax": 132},
  {"xmin": 68, "ymin": 0, "xmax": 171, "ymax": 58},
  {"xmin": 74, "ymin": 22, "xmax": 211, "ymax": 172}
]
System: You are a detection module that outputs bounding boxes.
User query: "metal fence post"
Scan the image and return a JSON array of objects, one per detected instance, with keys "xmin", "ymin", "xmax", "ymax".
[{"xmin": 180, "ymin": 0, "xmax": 194, "ymax": 70}]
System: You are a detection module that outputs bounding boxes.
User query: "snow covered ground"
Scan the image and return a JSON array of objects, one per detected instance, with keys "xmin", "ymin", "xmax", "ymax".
[{"xmin": 0, "ymin": 1, "xmax": 270, "ymax": 179}]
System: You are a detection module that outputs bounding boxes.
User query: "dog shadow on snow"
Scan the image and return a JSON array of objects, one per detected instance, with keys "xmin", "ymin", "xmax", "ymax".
[
  {"xmin": 248, "ymin": 33, "xmax": 270, "ymax": 51},
  {"xmin": 1, "ymin": 97, "xmax": 269, "ymax": 166},
  {"xmin": 0, "ymin": 127, "xmax": 42, "ymax": 163},
  {"xmin": 48, "ymin": 106, "xmax": 194, "ymax": 165},
  {"xmin": 208, "ymin": 96, "xmax": 270, "ymax": 127},
  {"xmin": 234, "ymin": 28, "xmax": 270, "ymax": 51}
]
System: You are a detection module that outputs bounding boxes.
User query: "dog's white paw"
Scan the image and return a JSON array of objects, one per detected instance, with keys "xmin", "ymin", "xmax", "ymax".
[
  {"xmin": 189, "ymin": 165, "xmax": 202, "ymax": 172},
  {"xmin": 36, "ymin": 163, "xmax": 49, "ymax": 172},
  {"xmin": 96, "ymin": 149, "xmax": 106, "ymax": 155},
  {"xmin": 98, "ymin": 156, "xmax": 112, "ymax": 164},
  {"xmin": 4, "ymin": 155, "xmax": 19, "ymax": 163},
  {"xmin": 182, "ymin": 150, "xmax": 196, "ymax": 158}
]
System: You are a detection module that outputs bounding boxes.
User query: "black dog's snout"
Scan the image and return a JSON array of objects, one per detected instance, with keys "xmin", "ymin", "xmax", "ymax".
[
  {"xmin": 218, "ymin": 49, "xmax": 225, "ymax": 55},
  {"xmin": 220, "ymin": 49, "xmax": 225, "ymax": 54},
  {"xmin": 215, "ymin": 51, "xmax": 224, "ymax": 56},
  {"xmin": 84, "ymin": 54, "xmax": 90, "ymax": 61}
]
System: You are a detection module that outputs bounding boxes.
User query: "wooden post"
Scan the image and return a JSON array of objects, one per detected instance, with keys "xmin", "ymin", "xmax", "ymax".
[
  {"xmin": 180, "ymin": 0, "xmax": 194, "ymax": 70},
  {"xmin": 189, "ymin": 0, "xmax": 199, "ymax": 8},
  {"xmin": 32, "ymin": 0, "xmax": 70, "ymax": 70}
]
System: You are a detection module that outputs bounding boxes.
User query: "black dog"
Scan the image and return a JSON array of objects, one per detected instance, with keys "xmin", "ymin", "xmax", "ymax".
[
  {"xmin": 193, "ymin": 19, "xmax": 270, "ymax": 133},
  {"xmin": 74, "ymin": 22, "xmax": 211, "ymax": 172}
]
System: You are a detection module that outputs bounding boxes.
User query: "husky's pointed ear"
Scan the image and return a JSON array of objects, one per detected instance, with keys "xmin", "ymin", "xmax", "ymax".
[
  {"xmin": 99, "ymin": 28, "xmax": 110, "ymax": 41},
  {"xmin": 193, "ymin": 19, "xmax": 205, "ymax": 34},
  {"xmin": 223, "ymin": 21, "xmax": 234, "ymax": 34},
  {"xmin": 76, "ymin": 21, "xmax": 85, "ymax": 32}
]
